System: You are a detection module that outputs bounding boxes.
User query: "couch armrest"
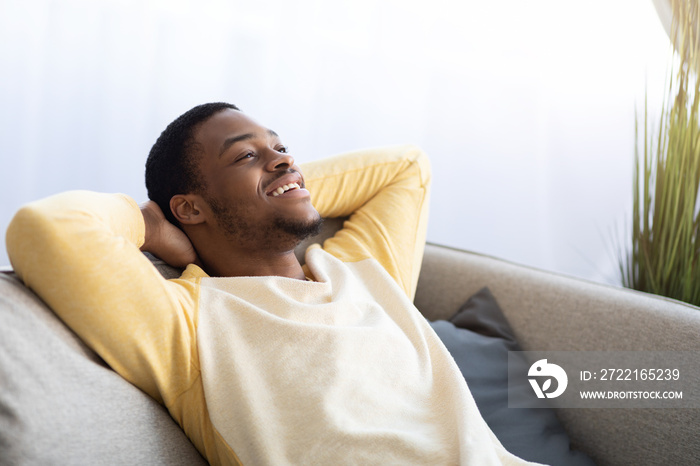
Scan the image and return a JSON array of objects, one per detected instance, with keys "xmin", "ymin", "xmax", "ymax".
[
  {"xmin": 414, "ymin": 242, "xmax": 700, "ymax": 466},
  {"xmin": 415, "ymin": 243, "xmax": 700, "ymax": 351}
]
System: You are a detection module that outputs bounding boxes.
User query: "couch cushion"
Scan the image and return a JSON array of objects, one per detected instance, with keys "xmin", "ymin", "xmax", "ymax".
[
  {"xmin": 0, "ymin": 272, "xmax": 207, "ymax": 465},
  {"xmin": 430, "ymin": 287, "xmax": 594, "ymax": 466}
]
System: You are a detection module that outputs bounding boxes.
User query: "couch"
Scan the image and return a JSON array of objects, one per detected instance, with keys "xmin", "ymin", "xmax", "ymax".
[{"xmin": 1, "ymin": 217, "xmax": 699, "ymax": 465}]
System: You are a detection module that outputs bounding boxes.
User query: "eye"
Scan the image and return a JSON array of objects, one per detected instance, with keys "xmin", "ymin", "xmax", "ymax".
[
  {"xmin": 236, "ymin": 151, "xmax": 255, "ymax": 162},
  {"xmin": 276, "ymin": 145, "xmax": 288, "ymax": 154}
]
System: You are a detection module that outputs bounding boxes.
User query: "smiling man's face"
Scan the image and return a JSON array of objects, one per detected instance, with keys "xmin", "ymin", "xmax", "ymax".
[{"xmin": 192, "ymin": 108, "xmax": 322, "ymax": 250}]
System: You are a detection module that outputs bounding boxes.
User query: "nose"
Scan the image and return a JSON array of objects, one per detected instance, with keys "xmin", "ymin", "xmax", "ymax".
[{"xmin": 264, "ymin": 149, "xmax": 295, "ymax": 172}]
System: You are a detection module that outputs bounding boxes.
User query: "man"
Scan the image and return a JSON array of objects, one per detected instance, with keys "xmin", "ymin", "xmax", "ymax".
[{"xmin": 6, "ymin": 103, "xmax": 535, "ymax": 465}]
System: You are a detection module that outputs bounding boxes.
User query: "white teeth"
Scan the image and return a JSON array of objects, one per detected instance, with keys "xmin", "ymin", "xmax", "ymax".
[{"xmin": 270, "ymin": 182, "xmax": 301, "ymax": 197}]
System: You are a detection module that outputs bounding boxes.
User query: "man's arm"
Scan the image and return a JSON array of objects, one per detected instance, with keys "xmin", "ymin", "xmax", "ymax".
[
  {"xmin": 5, "ymin": 191, "xmax": 200, "ymax": 405},
  {"xmin": 300, "ymin": 145, "xmax": 431, "ymax": 300}
]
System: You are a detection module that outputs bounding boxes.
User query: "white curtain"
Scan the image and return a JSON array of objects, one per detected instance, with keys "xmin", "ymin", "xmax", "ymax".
[{"xmin": 0, "ymin": 0, "xmax": 670, "ymax": 284}]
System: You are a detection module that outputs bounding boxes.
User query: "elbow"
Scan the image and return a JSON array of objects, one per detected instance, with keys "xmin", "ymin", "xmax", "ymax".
[
  {"xmin": 401, "ymin": 144, "xmax": 432, "ymax": 190},
  {"xmin": 6, "ymin": 203, "xmax": 49, "ymax": 274},
  {"xmin": 5, "ymin": 199, "xmax": 72, "ymax": 282}
]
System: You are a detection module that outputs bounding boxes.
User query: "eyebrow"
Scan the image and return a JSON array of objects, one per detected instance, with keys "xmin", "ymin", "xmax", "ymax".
[{"xmin": 218, "ymin": 129, "xmax": 280, "ymax": 158}]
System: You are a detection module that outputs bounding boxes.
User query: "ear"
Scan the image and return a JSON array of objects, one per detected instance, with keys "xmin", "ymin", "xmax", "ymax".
[{"xmin": 170, "ymin": 194, "xmax": 206, "ymax": 225}]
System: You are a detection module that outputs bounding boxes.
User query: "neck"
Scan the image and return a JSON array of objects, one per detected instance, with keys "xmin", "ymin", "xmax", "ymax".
[
  {"xmin": 192, "ymin": 231, "xmax": 306, "ymax": 279},
  {"xmin": 203, "ymin": 249, "xmax": 306, "ymax": 280}
]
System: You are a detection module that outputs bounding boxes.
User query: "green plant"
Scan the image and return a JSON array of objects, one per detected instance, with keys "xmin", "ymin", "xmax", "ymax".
[{"xmin": 621, "ymin": 0, "xmax": 700, "ymax": 306}]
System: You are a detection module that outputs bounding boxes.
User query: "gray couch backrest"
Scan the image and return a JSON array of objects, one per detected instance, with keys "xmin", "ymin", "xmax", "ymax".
[{"xmin": 0, "ymin": 272, "xmax": 208, "ymax": 465}]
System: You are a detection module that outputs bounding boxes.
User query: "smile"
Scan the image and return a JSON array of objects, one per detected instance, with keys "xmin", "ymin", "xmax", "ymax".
[
  {"xmin": 265, "ymin": 172, "xmax": 306, "ymax": 197},
  {"xmin": 270, "ymin": 182, "xmax": 300, "ymax": 197}
]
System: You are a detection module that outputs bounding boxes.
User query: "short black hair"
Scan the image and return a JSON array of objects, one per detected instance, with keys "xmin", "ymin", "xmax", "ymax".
[{"xmin": 145, "ymin": 102, "xmax": 240, "ymax": 225}]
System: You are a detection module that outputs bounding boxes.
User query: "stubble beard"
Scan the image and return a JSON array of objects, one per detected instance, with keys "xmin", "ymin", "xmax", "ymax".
[{"xmin": 208, "ymin": 197, "xmax": 323, "ymax": 251}]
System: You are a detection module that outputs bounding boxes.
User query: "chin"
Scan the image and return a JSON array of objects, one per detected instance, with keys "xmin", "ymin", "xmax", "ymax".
[{"xmin": 275, "ymin": 212, "xmax": 323, "ymax": 244}]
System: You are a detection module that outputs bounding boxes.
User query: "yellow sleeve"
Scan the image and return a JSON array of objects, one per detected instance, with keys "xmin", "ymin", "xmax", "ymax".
[
  {"xmin": 5, "ymin": 191, "xmax": 199, "ymax": 407},
  {"xmin": 300, "ymin": 145, "xmax": 431, "ymax": 300}
]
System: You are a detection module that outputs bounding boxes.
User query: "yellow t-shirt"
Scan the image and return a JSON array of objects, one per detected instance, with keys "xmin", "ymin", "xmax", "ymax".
[{"xmin": 7, "ymin": 145, "xmax": 536, "ymax": 465}]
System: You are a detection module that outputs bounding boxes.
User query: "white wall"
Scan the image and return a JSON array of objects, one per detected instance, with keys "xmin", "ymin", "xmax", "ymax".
[{"xmin": 0, "ymin": 0, "xmax": 670, "ymax": 285}]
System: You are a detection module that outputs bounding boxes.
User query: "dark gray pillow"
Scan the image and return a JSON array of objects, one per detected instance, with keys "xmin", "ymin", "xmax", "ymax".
[{"xmin": 430, "ymin": 287, "xmax": 595, "ymax": 466}]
